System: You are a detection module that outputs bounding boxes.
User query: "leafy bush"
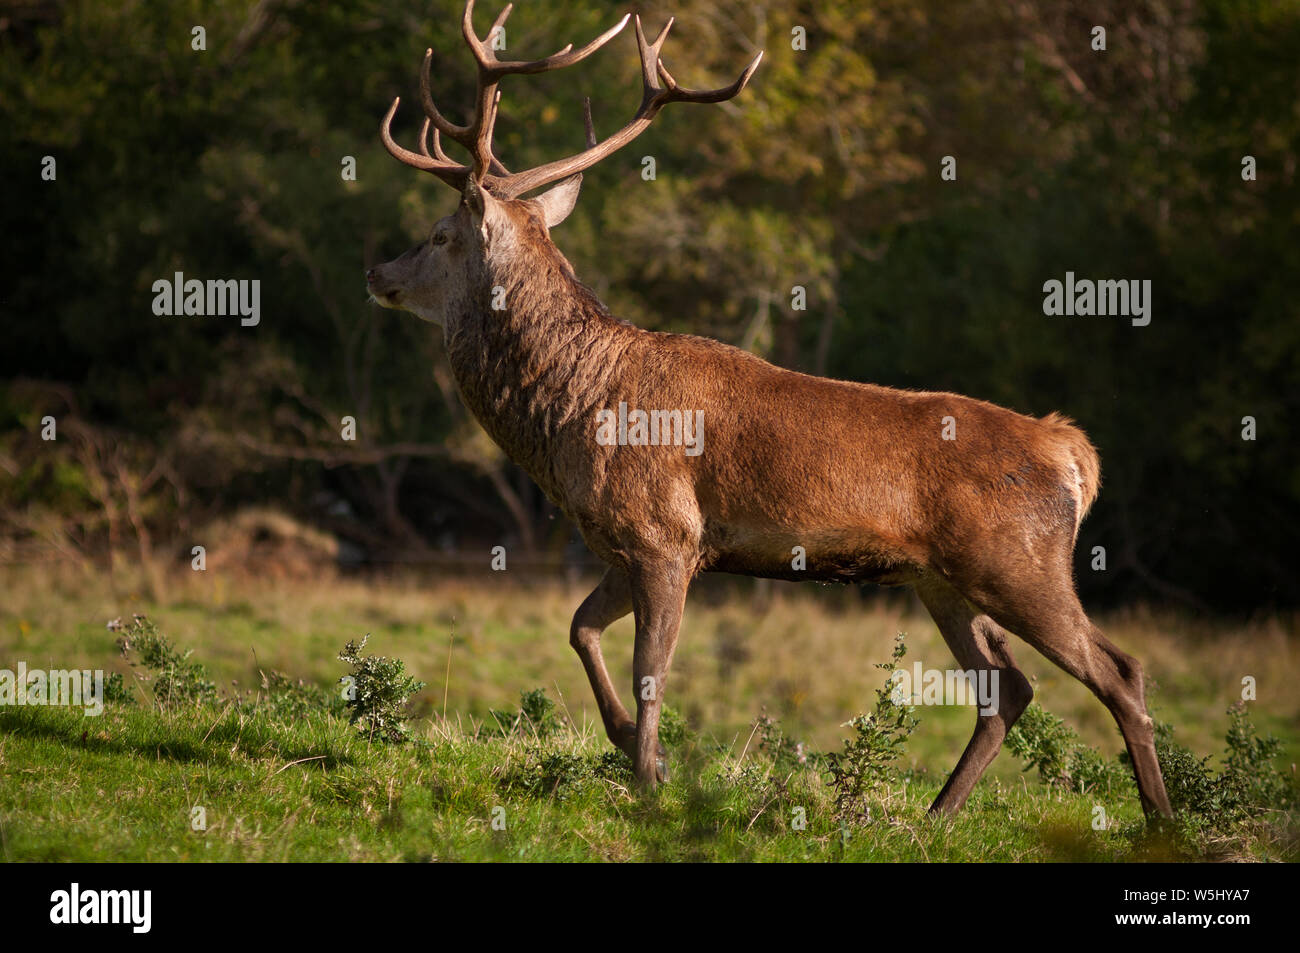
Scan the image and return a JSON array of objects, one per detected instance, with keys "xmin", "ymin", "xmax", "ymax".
[
  {"xmin": 108, "ymin": 615, "xmax": 426, "ymax": 740},
  {"xmin": 258, "ymin": 669, "xmax": 343, "ymax": 720},
  {"xmin": 658, "ymin": 705, "xmax": 692, "ymax": 749},
  {"xmin": 1007, "ymin": 695, "xmax": 1294, "ymax": 835},
  {"xmin": 519, "ymin": 687, "xmax": 563, "ymax": 737},
  {"xmin": 824, "ymin": 634, "xmax": 919, "ymax": 824},
  {"xmin": 111, "ymin": 615, "xmax": 216, "ymax": 707},
  {"xmin": 489, "ymin": 688, "xmax": 696, "ymax": 798},
  {"xmin": 1004, "ymin": 703, "xmax": 1129, "ymax": 796},
  {"xmin": 1223, "ymin": 703, "xmax": 1293, "ymax": 813},
  {"xmin": 1148, "ymin": 703, "xmax": 1294, "ymax": 832},
  {"xmin": 755, "ymin": 710, "xmax": 816, "ymax": 773},
  {"xmin": 501, "ymin": 748, "xmax": 635, "ymax": 801},
  {"xmin": 1148, "ymin": 726, "xmax": 1220, "ymax": 826},
  {"xmin": 337, "ymin": 634, "xmax": 426, "ymax": 743},
  {"xmin": 480, "ymin": 686, "xmax": 564, "ymax": 739},
  {"xmin": 101, "ymin": 671, "xmax": 134, "ymax": 705}
]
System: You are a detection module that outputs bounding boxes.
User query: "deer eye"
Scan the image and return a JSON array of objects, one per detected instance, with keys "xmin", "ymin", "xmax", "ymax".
[{"xmin": 431, "ymin": 232, "xmax": 448, "ymax": 246}]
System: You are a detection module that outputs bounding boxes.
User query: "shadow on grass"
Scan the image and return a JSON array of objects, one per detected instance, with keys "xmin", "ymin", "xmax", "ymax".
[{"xmin": 0, "ymin": 704, "xmax": 355, "ymax": 770}]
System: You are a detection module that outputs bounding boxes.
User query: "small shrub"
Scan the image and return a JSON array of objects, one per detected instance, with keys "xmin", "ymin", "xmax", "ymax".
[
  {"xmin": 1223, "ymin": 702, "xmax": 1293, "ymax": 813},
  {"xmin": 501, "ymin": 747, "xmax": 634, "ymax": 801},
  {"xmin": 1148, "ymin": 724, "xmax": 1220, "ymax": 826},
  {"xmin": 258, "ymin": 669, "xmax": 342, "ymax": 719},
  {"xmin": 519, "ymin": 687, "xmax": 563, "ymax": 737},
  {"xmin": 101, "ymin": 671, "xmax": 134, "ymax": 705},
  {"xmin": 1005, "ymin": 703, "xmax": 1128, "ymax": 796},
  {"xmin": 1149, "ymin": 703, "xmax": 1294, "ymax": 832},
  {"xmin": 111, "ymin": 615, "xmax": 216, "ymax": 707},
  {"xmin": 480, "ymin": 687, "xmax": 564, "ymax": 739},
  {"xmin": 824, "ymin": 634, "xmax": 919, "ymax": 824},
  {"xmin": 755, "ymin": 710, "xmax": 815, "ymax": 772},
  {"xmin": 593, "ymin": 749, "xmax": 636, "ymax": 783},
  {"xmin": 658, "ymin": 705, "xmax": 691, "ymax": 748},
  {"xmin": 1008, "ymin": 695, "xmax": 1293, "ymax": 837},
  {"xmin": 337, "ymin": 634, "xmax": 426, "ymax": 743}
]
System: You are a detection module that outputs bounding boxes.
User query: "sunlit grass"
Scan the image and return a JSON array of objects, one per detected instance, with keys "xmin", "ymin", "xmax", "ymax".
[{"xmin": 0, "ymin": 563, "xmax": 1295, "ymax": 861}]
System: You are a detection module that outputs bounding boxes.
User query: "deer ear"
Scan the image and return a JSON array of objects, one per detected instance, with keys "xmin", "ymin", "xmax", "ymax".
[{"xmin": 532, "ymin": 174, "xmax": 583, "ymax": 228}]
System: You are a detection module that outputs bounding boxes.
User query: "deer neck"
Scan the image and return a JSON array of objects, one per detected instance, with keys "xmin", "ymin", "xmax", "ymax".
[{"xmin": 443, "ymin": 249, "xmax": 634, "ymax": 497}]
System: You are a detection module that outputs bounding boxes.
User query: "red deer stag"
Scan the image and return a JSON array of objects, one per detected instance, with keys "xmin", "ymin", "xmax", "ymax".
[{"xmin": 366, "ymin": 0, "xmax": 1173, "ymax": 819}]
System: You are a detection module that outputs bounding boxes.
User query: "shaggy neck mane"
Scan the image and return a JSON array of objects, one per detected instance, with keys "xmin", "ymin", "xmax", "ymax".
[{"xmin": 445, "ymin": 221, "xmax": 636, "ymax": 498}]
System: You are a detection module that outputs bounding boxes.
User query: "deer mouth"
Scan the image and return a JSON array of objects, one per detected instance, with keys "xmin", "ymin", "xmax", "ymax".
[{"xmin": 366, "ymin": 276, "xmax": 402, "ymax": 307}]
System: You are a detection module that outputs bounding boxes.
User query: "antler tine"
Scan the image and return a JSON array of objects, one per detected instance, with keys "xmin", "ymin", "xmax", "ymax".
[
  {"xmin": 582, "ymin": 97, "xmax": 597, "ymax": 149},
  {"xmin": 419, "ymin": 49, "xmax": 471, "ymax": 141},
  {"xmin": 461, "ymin": 0, "xmax": 515, "ymax": 72},
  {"xmin": 485, "ymin": 89, "xmax": 512, "ymax": 176},
  {"xmin": 658, "ymin": 51, "xmax": 764, "ymax": 105},
  {"xmin": 494, "ymin": 15, "xmax": 763, "ymax": 199},
  {"xmin": 421, "ymin": 109, "xmax": 510, "ymax": 173},
  {"xmin": 465, "ymin": 0, "xmax": 630, "ymax": 77},
  {"xmin": 636, "ymin": 15, "xmax": 675, "ymax": 90},
  {"xmin": 637, "ymin": 13, "xmax": 763, "ymax": 108},
  {"xmin": 380, "ymin": 96, "xmax": 471, "ymax": 190}
]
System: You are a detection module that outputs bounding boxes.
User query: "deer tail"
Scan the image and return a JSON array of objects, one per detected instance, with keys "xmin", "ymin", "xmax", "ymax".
[{"xmin": 1041, "ymin": 412, "xmax": 1102, "ymax": 529}]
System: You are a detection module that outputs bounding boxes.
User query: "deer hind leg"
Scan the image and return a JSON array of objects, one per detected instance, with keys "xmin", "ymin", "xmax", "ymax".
[
  {"xmin": 967, "ymin": 568, "xmax": 1174, "ymax": 820},
  {"xmin": 915, "ymin": 576, "xmax": 1034, "ymax": 815}
]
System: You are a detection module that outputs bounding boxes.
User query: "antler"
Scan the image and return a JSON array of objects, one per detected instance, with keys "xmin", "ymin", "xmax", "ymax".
[
  {"xmin": 496, "ymin": 16, "xmax": 762, "ymax": 198},
  {"xmin": 381, "ymin": 3, "xmax": 763, "ymax": 198}
]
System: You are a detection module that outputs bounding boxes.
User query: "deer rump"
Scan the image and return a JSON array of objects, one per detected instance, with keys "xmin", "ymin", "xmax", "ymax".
[{"xmin": 559, "ymin": 331, "xmax": 1100, "ymax": 589}]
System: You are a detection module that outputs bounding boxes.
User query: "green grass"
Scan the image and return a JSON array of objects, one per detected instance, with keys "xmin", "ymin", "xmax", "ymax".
[
  {"xmin": 0, "ymin": 694, "xmax": 1196, "ymax": 862},
  {"xmin": 0, "ymin": 564, "xmax": 1296, "ymax": 862}
]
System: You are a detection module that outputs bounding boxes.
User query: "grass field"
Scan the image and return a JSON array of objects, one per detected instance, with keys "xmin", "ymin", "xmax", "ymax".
[{"xmin": 1, "ymin": 563, "xmax": 1296, "ymax": 862}]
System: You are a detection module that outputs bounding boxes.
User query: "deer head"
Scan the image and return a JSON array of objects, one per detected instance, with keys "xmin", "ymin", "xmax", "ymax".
[{"xmin": 365, "ymin": 0, "xmax": 762, "ymax": 329}]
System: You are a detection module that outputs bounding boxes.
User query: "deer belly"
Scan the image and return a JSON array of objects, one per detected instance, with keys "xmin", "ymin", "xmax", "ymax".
[{"xmin": 702, "ymin": 523, "xmax": 923, "ymax": 584}]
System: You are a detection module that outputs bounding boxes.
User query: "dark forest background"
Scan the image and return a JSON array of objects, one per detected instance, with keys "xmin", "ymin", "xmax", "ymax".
[{"xmin": 1, "ymin": 0, "xmax": 1297, "ymax": 612}]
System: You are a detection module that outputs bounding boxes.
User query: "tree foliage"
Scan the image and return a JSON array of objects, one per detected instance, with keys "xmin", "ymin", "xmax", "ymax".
[{"xmin": 2, "ymin": 0, "xmax": 1296, "ymax": 609}]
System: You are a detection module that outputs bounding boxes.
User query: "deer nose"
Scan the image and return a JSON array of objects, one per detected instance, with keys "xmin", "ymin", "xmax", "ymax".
[{"xmin": 365, "ymin": 268, "xmax": 378, "ymax": 284}]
